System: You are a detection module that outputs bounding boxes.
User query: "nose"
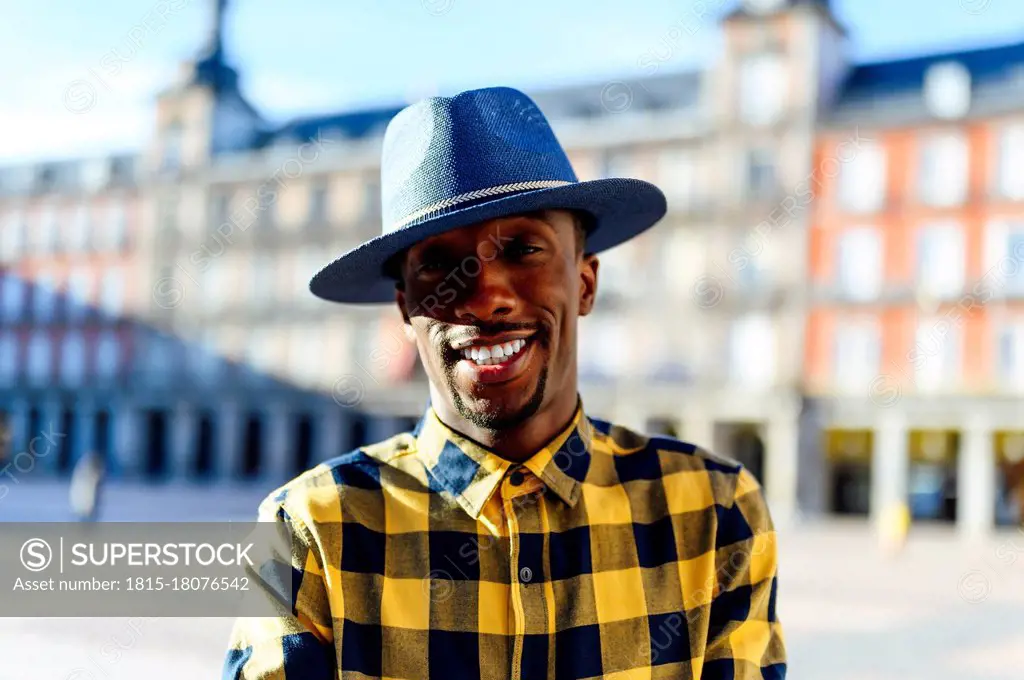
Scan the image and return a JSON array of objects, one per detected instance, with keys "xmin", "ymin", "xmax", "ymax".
[{"xmin": 453, "ymin": 257, "xmax": 517, "ymax": 323}]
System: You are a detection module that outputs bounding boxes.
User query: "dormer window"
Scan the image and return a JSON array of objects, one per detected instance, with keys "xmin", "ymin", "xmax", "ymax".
[
  {"xmin": 739, "ymin": 53, "xmax": 787, "ymax": 126},
  {"xmin": 743, "ymin": 0, "xmax": 786, "ymax": 14},
  {"xmin": 924, "ymin": 61, "xmax": 971, "ymax": 120},
  {"xmin": 162, "ymin": 123, "xmax": 184, "ymax": 171}
]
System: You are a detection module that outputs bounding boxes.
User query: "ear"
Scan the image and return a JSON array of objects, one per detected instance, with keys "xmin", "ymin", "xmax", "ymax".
[
  {"xmin": 395, "ymin": 288, "xmax": 417, "ymax": 340},
  {"xmin": 578, "ymin": 253, "xmax": 598, "ymax": 317}
]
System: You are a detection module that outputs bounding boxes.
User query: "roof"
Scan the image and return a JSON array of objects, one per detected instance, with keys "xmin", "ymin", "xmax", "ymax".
[
  {"xmin": 256, "ymin": 69, "xmax": 703, "ymax": 148},
  {"xmin": 827, "ymin": 40, "xmax": 1024, "ymax": 125}
]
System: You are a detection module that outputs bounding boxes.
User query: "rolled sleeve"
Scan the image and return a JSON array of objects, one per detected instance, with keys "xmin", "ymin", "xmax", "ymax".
[
  {"xmin": 223, "ymin": 494, "xmax": 336, "ymax": 680},
  {"xmin": 703, "ymin": 467, "xmax": 787, "ymax": 679}
]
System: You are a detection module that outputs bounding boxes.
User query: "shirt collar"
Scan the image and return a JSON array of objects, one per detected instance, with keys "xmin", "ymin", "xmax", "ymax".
[{"xmin": 410, "ymin": 398, "xmax": 595, "ymax": 520}]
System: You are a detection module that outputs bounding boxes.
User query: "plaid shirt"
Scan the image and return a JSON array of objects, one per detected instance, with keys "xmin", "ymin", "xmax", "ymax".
[{"xmin": 224, "ymin": 401, "xmax": 786, "ymax": 679}]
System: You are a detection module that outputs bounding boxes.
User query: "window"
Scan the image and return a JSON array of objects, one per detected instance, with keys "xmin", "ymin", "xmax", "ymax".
[
  {"xmin": 738, "ymin": 53, "xmax": 787, "ymax": 126},
  {"xmin": 838, "ymin": 141, "xmax": 887, "ymax": 213},
  {"xmin": 145, "ymin": 335, "xmax": 173, "ymax": 382},
  {"xmin": 99, "ymin": 267, "xmax": 124, "ymax": 316},
  {"xmin": 914, "ymin": 317, "xmax": 961, "ymax": 391},
  {"xmin": 250, "ymin": 254, "xmax": 276, "ymax": 309},
  {"xmin": 1009, "ymin": 231, "xmax": 1024, "ymax": 295},
  {"xmin": 68, "ymin": 204, "xmax": 90, "ymax": 252},
  {"xmin": 578, "ymin": 316, "xmax": 629, "ymax": 381},
  {"xmin": 210, "ymin": 192, "xmax": 231, "ymax": 228},
  {"xmin": 996, "ymin": 124, "xmax": 1024, "ymax": 200},
  {"xmin": 290, "ymin": 326, "xmax": 324, "ymax": 384},
  {"xmin": 595, "ymin": 243, "xmax": 634, "ymax": 304},
  {"xmin": 308, "ymin": 182, "xmax": 328, "ymax": 225},
  {"xmin": 27, "ymin": 331, "xmax": 51, "ymax": 385},
  {"xmin": 162, "ymin": 124, "xmax": 183, "ymax": 171},
  {"xmin": 0, "ymin": 332, "xmax": 17, "ymax": 384},
  {"xmin": 729, "ymin": 314, "xmax": 775, "ymax": 387},
  {"xmin": 106, "ymin": 200, "xmax": 126, "ymax": 251},
  {"xmin": 1, "ymin": 275, "xmax": 25, "ymax": 321},
  {"xmin": 998, "ymin": 322, "xmax": 1024, "ymax": 391},
  {"xmin": 983, "ymin": 221, "xmax": 1024, "ymax": 297},
  {"xmin": 834, "ymin": 319, "xmax": 881, "ymax": 392},
  {"xmin": 836, "ymin": 227, "xmax": 883, "ymax": 300},
  {"xmin": 291, "ymin": 249, "xmax": 323, "ymax": 305},
  {"xmin": 1, "ymin": 210, "xmax": 25, "ymax": 262},
  {"xmin": 191, "ymin": 332, "xmax": 222, "ymax": 382},
  {"xmin": 744, "ymin": 148, "xmax": 777, "ymax": 200},
  {"xmin": 362, "ymin": 178, "xmax": 381, "ymax": 221},
  {"xmin": 663, "ymin": 230, "xmax": 704, "ymax": 296},
  {"xmin": 81, "ymin": 159, "xmax": 110, "ymax": 193},
  {"xmin": 96, "ymin": 331, "xmax": 119, "ymax": 378},
  {"xmin": 601, "ymin": 150, "xmax": 633, "ymax": 180},
  {"xmin": 246, "ymin": 328, "xmax": 277, "ymax": 375},
  {"xmin": 202, "ymin": 265, "xmax": 230, "ymax": 312},
  {"xmin": 60, "ymin": 331, "xmax": 85, "ymax": 385},
  {"xmin": 33, "ymin": 270, "xmax": 57, "ymax": 321},
  {"xmin": 66, "ymin": 267, "xmax": 92, "ymax": 320},
  {"xmin": 657, "ymin": 148, "xmax": 696, "ymax": 207},
  {"xmin": 918, "ymin": 133, "xmax": 969, "ymax": 206},
  {"xmin": 36, "ymin": 204, "xmax": 58, "ymax": 254},
  {"xmin": 924, "ymin": 62, "xmax": 971, "ymax": 120},
  {"xmin": 917, "ymin": 222, "xmax": 965, "ymax": 298}
]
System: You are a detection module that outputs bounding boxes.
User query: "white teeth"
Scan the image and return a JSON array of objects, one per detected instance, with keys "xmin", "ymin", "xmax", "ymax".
[{"xmin": 459, "ymin": 338, "xmax": 530, "ymax": 365}]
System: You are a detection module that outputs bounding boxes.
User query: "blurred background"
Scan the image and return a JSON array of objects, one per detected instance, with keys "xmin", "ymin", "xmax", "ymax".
[{"xmin": 1, "ymin": 0, "xmax": 1023, "ymax": 677}]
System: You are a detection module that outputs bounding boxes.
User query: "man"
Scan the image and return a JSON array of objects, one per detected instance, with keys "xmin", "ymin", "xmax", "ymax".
[{"xmin": 224, "ymin": 86, "xmax": 786, "ymax": 679}]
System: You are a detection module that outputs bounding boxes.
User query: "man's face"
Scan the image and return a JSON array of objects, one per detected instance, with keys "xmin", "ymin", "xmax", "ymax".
[{"xmin": 396, "ymin": 210, "xmax": 598, "ymax": 431}]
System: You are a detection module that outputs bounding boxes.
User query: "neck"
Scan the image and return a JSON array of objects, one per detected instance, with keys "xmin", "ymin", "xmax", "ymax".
[{"xmin": 431, "ymin": 387, "xmax": 581, "ymax": 463}]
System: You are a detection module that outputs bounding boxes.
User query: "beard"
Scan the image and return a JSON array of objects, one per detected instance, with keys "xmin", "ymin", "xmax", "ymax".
[
  {"xmin": 446, "ymin": 363, "xmax": 548, "ymax": 431},
  {"xmin": 438, "ymin": 326, "xmax": 549, "ymax": 431}
]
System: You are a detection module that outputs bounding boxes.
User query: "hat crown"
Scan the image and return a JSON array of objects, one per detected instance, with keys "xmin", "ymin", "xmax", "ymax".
[{"xmin": 380, "ymin": 87, "xmax": 579, "ymax": 233}]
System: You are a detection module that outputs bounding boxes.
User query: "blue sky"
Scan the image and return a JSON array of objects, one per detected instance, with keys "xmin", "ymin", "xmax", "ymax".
[{"xmin": 2, "ymin": 0, "xmax": 1024, "ymax": 163}]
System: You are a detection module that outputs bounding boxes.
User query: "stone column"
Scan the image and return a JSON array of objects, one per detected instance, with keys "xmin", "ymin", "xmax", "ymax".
[
  {"xmin": 765, "ymin": 415, "xmax": 800, "ymax": 528},
  {"xmin": 870, "ymin": 411, "xmax": 909, "ymax": 532},
  {"xmin": 168, "ymin": 402, "xmax": 196, "ymax": 480},
  {"xmin": 111, "ymin": 401, "xmax": 140, "ymax": 479},
  {"xmin": 957, "ymin": 413, "xmax": 995, "ymax": 539},
  {"xmin": 264, "ymin": 403, "xmax": 294, "ymax": 484},
  {"xmin": 72, "ymin": 400, "xmax": 96, "ymax": 470},
  {"xmin": 317, "ymin": 406, "xmax": 353, "ymax": 464},
  {"xmin": 4, "ymin": 398, "xmax": 29, "ymax": 463},
  {"xmin": 38, "ymin": 398, "xmax": 65, "ymax": 474},
  {"xmin": 215, "ymin": 401, "xmax": 242, "ymax": 481},
  {"xmin": 683, "ymin": 409, "xmax": 716, "ymax": 452}
]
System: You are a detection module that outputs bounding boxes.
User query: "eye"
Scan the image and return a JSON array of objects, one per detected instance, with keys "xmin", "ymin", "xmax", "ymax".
[{"xmin": 506, "ymin": 241, "xmax": 543, "ymax": 258}]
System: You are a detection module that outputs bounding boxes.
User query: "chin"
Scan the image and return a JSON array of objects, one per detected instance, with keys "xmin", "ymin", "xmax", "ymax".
[{"xmin": 455, "ymin": 374, "xmax": 547, "ymax": 431}]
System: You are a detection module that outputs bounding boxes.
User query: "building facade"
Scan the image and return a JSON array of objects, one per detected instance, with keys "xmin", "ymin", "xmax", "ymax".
[{"xmin": 0, "ymin": 0, "xmax": 1021, "ymax": 533}]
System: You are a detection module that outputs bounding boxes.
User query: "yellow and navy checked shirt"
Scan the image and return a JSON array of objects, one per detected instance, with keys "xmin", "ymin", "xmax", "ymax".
[{"xmin": 224, "ymin": 401, "xmax": 786, "ymax": 679}]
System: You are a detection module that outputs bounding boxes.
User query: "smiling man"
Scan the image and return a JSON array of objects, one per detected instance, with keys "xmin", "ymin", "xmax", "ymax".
[{"xmin": 223, "ymin": 86, "xmax": 786, "ymax": 680}]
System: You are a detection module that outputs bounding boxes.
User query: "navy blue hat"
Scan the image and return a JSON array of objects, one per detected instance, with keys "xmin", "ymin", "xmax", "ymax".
[{"xmin": 310, "ymin": 86, "xmax": 667, "ymax": 304}]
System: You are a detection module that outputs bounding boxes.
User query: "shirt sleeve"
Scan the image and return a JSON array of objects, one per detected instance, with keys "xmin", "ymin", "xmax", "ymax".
[
  {"xmin": 222, "ymin": 493, "xmax": 337, "ymax": 680},
  {"xmin": 702, "ymin": 466, "xmax": 787, "ymax": 679}
]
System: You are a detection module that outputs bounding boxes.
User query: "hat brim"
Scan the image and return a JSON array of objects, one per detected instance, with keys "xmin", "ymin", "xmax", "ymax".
[{"xmin": 309, "ymin": 177, "xmax": 667, "ymax": 304}]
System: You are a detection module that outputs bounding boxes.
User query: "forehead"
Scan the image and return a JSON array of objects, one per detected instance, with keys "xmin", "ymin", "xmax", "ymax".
[{"xmin": 410, "ymin": 210, "xmax": 570, "ymax": 252}]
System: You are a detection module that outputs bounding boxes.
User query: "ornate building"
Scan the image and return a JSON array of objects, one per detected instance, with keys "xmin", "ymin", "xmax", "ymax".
[{"xmin": 0, "ymin": 0, "xmax": 1021, "ymax": 534}]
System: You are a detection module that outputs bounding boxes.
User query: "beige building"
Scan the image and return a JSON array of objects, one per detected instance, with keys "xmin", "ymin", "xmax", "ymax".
[{"xmin": 2, "ymin": 0, "xmax": 1019, "ymax": 535}]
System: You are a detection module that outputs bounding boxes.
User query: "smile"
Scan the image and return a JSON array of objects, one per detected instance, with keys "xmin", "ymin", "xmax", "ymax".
[{"xmin": 459, "ymin": 338, "xmax": 529, "ymax": 366}]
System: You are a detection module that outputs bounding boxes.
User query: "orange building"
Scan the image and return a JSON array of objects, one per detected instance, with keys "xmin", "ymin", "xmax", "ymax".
[{"xmin": 807, "ymin": 46, "xmax": 1024, "ymax": 532}]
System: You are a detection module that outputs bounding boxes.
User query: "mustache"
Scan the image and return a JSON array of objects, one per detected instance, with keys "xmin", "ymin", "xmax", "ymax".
[{"xmin": 440, "ymin": 321, "xmax": 542, "ymax": 349}]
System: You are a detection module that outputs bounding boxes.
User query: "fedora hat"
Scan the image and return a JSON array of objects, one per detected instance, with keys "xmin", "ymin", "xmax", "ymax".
[{"xmin": 309, "ymin": 86, "xmax": 667, "ymax": 304}]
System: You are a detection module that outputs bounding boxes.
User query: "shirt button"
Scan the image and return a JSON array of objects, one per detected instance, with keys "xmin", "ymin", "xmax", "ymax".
[
  {"xmin": 519, "ymin": 567, "xmax": 533, "ymax": 583},
  {"xmin": 508, "ymin": 467, "xmax": 525, "ymax": 486}
]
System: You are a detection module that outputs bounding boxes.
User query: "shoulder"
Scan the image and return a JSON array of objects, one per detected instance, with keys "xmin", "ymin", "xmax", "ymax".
[
  {"xmin": 587, "ymin": 417, "xmax": 770, "ymax": 524},
  {"xmin": 256, "ymin": 435, "xmax": 408, "ymax": 528}
]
